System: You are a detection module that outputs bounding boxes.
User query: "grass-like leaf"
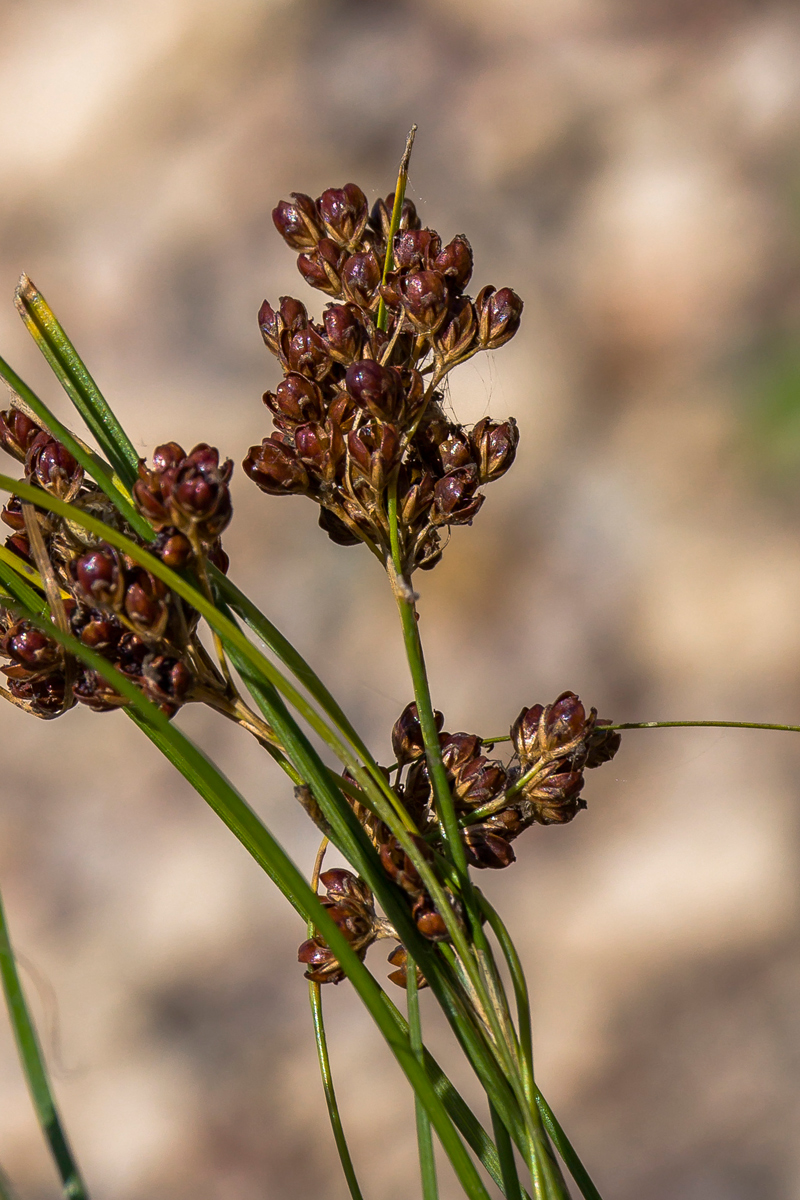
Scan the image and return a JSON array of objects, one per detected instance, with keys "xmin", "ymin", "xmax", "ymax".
[
  {"xmin": 407, "ymin": 953, "xmax": 439, "ymax": 1200},
  {"xmin": 0, "ymin": 594, "xmax": 492, "ymax": 1200},
  {"xmin": 309, "ymin": 982, "xmax": 365, "ymax": 1200},
  {"xmin": 14, "ymin": 277, "xmax": 140, "ymax": 488},
  {"xmin": 0, "ymin": 881, "xmax": 89, "ymax": 1199}
]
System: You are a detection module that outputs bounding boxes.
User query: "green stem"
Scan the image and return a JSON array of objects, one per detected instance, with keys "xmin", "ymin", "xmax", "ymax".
[
  {"xmin": 387, "ymin": 483, "xmax": 468, "ymax": 876},
  {"xmin": 407, "ymin": 954, "xmax": 439, "ymax": 1200},
  {"xmin": 376, "ymin": 126, "xmax": 417, "ymax": 333},
  {"xmin": 309, "ymin": 982, "xmax": 365, "ymax": 1200},
  {"xmin": 491, "ymin": 1102, "xmax": 525, "ymax": 1200},
  {"xmin": 0, "ymin": 884, "xmax": 89, "ymax": 1200},
  {"xmin": 608, "ymin": 719, "xmax": 800, "ymax": 733}
]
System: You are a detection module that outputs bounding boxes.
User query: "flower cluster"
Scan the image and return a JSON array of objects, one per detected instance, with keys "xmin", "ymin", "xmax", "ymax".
[
  {"xmin": 299, "ymin": 692, "xmax": 620, "ymax": 986},
  {"xmin": 244, "ymin": 183, "xmax": 522, "ymax": 573},
  {"xmin": 298, "ymin": 868, "xmax": 390, "ymax": 984},
  {"xmin": 0, "ymin": 409, "xmax": 232, "ymax": 719}
]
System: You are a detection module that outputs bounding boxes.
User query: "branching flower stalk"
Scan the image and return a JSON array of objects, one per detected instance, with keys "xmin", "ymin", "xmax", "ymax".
[{"xmin": 0, "ymin": 129, "xmax": 794, "ymax": 1200}]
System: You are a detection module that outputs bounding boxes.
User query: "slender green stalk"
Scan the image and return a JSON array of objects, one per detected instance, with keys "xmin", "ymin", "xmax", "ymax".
[
  {"xmin": 309, "ymin": 983, "xmax": 365, "ymax": 1200},
  {"xmin": 608, "ymin": 719, "xmax": 800, "ymax": 734},
  {"xmin": 0, "ymin": 883, "xmax": 89, "ymax": 1200},
  {"xmin": 14, "ymin": 276, "xmax": 141, "ymax": 487},
  {"xmin": 307, "ymin": 838, "xmax": 365, "ymax": 1200},
  {"xmin": 386, "ymin": 482, "xmax": 555, "ymax": 1193},
  {"xmin": 0, "ymin": 595, "xmax": 492, "ymax": 1200},
  {"xmin": 407, "ymin": 955, "xmax": 439, "ymax": 1200},
  {"xmin": 387, "ymin": 482, "xmax": 468, "ymax": 873},
  {"xmin": 376, "ymin": 126, "xmax": 417, "ymax": 333},
  {"xmin": 491, "ymin": 1103, "xmax": 524, "ymax": 1200}
]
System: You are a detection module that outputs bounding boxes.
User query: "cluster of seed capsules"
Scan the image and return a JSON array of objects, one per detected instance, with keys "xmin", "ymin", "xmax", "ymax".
[
  {"xmin": 0, "ymin": 407, "xmax": 233, "ymax": 719},
  {"xmin": 300, "ymin": 690, "xmax": 621, "ymax": 987},
  {"xmin": 243, "ymin": 183, "xmax": 522, "ymax": 572}
]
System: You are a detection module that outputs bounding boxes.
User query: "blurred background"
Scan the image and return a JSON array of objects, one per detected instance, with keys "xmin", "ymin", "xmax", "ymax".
[{"xmin": 1, "ymin": 0, "xmax": 800, "ymax": 1196}]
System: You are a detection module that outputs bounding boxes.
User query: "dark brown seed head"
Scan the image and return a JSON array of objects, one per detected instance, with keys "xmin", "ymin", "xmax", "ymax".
[
  {"xmin": 0, "ymin": 409, "xmax": 42, "ymax": 461},
  {"xmin": 398, "ymin": 271, "xmax": 448, "ymax": 334},
  {"xmin": 25, "ymin": 433, "xmax": 83, "ymax": 500},
  {"xmin": 272, "ymin": 192, "xmax": 323, "ymax": 250},
  {"xmin": 470, "ymin": 417, "xmax": 519, "ymax": 483},
  {"xmin": 317, "ymin": 184, "xmax": 369, "ymax": 246},
  {"xmin": 243, "ymin": 438, "xmax": 311, "ymax": 495},
  {"xmin": 435, "ymin": 235, "xmax": 473, "ymax": 290},
  {"xmin": 73, "ymin": 545, "xmax": 125, "ymax": 608},
  {"xmin": 476, "ymin": 285, "xmax": 524, "ymax": 349},
  {"xmin": 341, "ymin": 251, "xmax": 382, "ymax": 310},
  {"xmin": 391, "ymin": 701, "xmax": 444, "ymax": 766},
  {"xmin": 345, "ymin": 360, "xmax": 403, "ymax": 422}
]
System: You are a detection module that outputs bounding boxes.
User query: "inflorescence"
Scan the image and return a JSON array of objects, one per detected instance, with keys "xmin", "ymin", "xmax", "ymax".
[
  {"xmin": 0, "ymin": 175, "xmax": 622, "ymax": 997},
  {"xmin": 244, "ymin": 183, "xmax": 522, "ymax": 574},
  {"xmin": 0, "ymin": 408, "xmax": 232, "ymax": 719}
]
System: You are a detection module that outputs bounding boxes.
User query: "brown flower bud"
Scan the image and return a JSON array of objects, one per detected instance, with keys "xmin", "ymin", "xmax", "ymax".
[
  {"xmin": 1, "ymin": 496, "xmax": 25, "ymax": 531},
  {"xmin": 141, "ymin": 654, "xmax": 193, "ymax": 709},
  {"xmin": 297, "ymin": 238, "xmax": 347, "ymax": 297},
  {"xmin": 75, "ymin": 609, "xmax": 122, "ymax": 652},
  {"xmin": 243, "ymin": 437, "xmax": 310, "ymax": 495},
  {"xmin": 585, "ymin": 721, "xmax": 622, "ymax": 768},
  {"xmin": 400, "ymin": 470, "xmax": 435, "ymax": 525},
  {"xmin": 318, "ymin": 506, "xmax": 361, "ymax": 546},
  {"xmin": 153, "ymin": 529, "xmax": 193, "ymax": 569},
  {"xmin": 379, "ymin": 832, "xmax": 425, "ymax": 896},
  {"xmin": 9, "ymin": 673, "xmax": 72, "ymax": 717},
  {"xmin": 345, "ymin": 360, "xmax": 403, "ymax": 422},
  {"xmin": 387, "ymin": 945, "xmax": 428, "ymax": 990},
  {"xmin": 435, "ymin": 296, "xmax": 477, "ymax": 364},
  {"xmin": 393, "ymin": 229, "xmax": 442, "ymax": 272},
  {"xmin": 297, "ymin": 939, "xmax": 346, "ymax": 985},
  {"xmin": 398, "ymin": 271, "xmax": 448, "ymax": 334},
  {"xmin": 124, "ymin": 571, "xmax": 169, "ymax": 637},
  {"xmin": 440, "ymin": 731, "xmax": 482, "ymax": 779},
  {"xmin": 317, "ymin": 184, "xmax": 369, "ymax": 247},
  {"xmin": 438, "ymin": 429, "xmax": 473, "ymax": 474},
  {"xmin": 391, "ymin": 701, "xmax": 444, "ymax": 766},
  {"xmin": 432, "ymin": 465, "xmax": 484, "ymax": 526},
  {"xmin": 463, "ymin": 826, "xmax": 516, "ymax": 870},
  {"xmin": 73, "ymin": 545, "xmax": 125, "ymax": 609},
  {"xmin": 282, "ymin": 325, "xmax": 334, "ymax": 382},
  {"xmin": 341, "ymin": 251, "xmax": 382, "ymax": 310},
  {"xmin": 0, "ymin": 622, "xmax": 60, "ymax": 671},
  {"xmin": 470, "ymin": 418, "xmax": 519, "ymax": 483},
  {"xmin": 322, "ymin": 303, "xmax": 365, "ymax": 366},
  {"xmin": 476, "ymin": 285, "xmax": 523, "ymax": 349},
  {"xmin": 0, "ymin": 409, "xmax": 42, "ymax": 461},
  {"xmin": 296, "ymin": 419, "xmax": 346, "ymax": 484},
  {"xmin": 435, "ymin": 235, "xmax": 473, "ymax": 290},
  {"xmin": 169, "ymin": 444, "xmax": 233, "ymax": 541},
  {"xmin": 347, "ymin": 422, "xmax": 401, "ymax": 492},
  {"xmin": 25, "ymin": 433, "xmax": 83, "ymax": 500},
  {"xmin": 272, "ymin": 193, "xmax": 323, "ymax": 250},
  {"xmin": 454, "ymin": 756, "xmax": 507, "ymax": 808},
  {"xmin": 412, "ymin": 894, "xmax": 449, "ymax": 941},
  {"xmin": 265, "ymin": 374, "xmax": 326, "ymax": 430},
  {"xmin": 73, "ymin": 669, "xmax": 127, "ymax": 713}
]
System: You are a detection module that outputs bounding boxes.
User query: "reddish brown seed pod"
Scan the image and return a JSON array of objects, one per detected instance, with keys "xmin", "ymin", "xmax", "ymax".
[
  {"xmin": 272, "ymin": 192, "xmax": 323, "ymax": 251},
  {"xmin": 243, "ymin": 438, "xmax": 311, "ymax": 495}
]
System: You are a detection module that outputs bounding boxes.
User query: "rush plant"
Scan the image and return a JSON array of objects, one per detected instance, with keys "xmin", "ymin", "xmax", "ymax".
[{"xmin": 0, "ymin": 130, "xmax": 795, "ymax": 1200}]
